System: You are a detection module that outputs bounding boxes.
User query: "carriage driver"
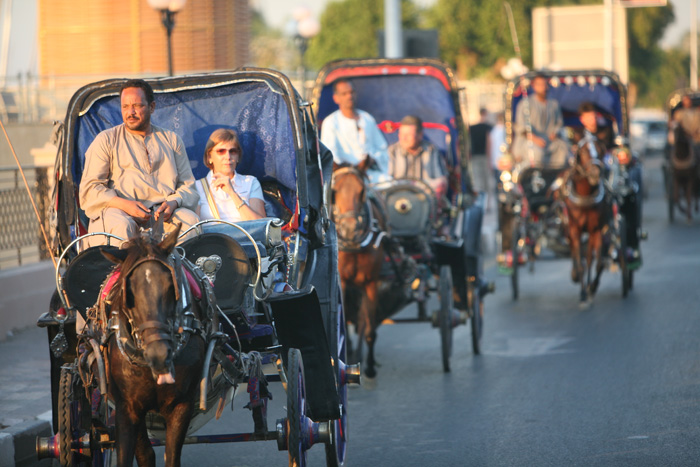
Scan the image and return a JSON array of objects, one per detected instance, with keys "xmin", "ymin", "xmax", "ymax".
[
  {"xmin": 511, "ymin": 74, "xmax": 569, "ymax": 168},
  {"xmin": 79, "ymin": 79, "xmax": 200, "ymax": 247},
  {"xmin": 321, "ymin": 79, "xmax": 391, "ymax": 184}
]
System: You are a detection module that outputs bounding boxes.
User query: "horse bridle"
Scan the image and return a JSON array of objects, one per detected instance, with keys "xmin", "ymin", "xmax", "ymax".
[{"xmin": 114, "ymin": 253, "xmax": 197, "ymax": 365}]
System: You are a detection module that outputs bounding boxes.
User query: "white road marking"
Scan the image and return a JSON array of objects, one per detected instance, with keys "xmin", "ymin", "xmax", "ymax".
[{"xmin": 485, "ymin": 336, "xmax": 574, "ymax": 357}]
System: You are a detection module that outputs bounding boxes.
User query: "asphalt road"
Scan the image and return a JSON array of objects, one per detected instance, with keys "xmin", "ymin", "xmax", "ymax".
[{"xmin": 3, "ymin": 156, "xmax": 699, "ymax": 466}]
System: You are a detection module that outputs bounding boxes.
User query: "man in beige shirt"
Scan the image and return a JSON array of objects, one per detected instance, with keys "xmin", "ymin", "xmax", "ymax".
[{"xmin": 79, "ymin": 79, "xmax": 199, "ymax": 245}]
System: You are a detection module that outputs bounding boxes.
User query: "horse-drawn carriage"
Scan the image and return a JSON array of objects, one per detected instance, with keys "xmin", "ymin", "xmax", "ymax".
[
  {"xmin": 664, "ymin": 89, "xmax": 700, "ymax": 223},
  {"xmin": 310, "ymin": 58, "xmax": 492, "ymax": 374},
  {"xmin": 497, "ymin": 70, "xmax": 642, "ymax": 301},
  {"xmin": 35, "ymin": 68, "xmax": 357, "ymax": 466}
]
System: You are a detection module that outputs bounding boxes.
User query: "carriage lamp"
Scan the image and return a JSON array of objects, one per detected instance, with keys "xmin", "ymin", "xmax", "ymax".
[{"xmin": 148, "ymin": 0, "xmax": 188, "ymax": 77}]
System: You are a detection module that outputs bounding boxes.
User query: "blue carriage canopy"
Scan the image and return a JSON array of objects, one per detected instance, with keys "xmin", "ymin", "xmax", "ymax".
[
  {"xmin": 56, "ymin": 69, "xmax": 329, "ymax": 247},
  {"xmin": 506, "ymin": 71, "xmax": 628, "ymax": 145},
  {"xmin": 73, "ymin": 81, "xmax": 297, "ymax": 194},
  {"xmin": 312, "ymin": 61, "xmax": 465, "ymax": 171}
]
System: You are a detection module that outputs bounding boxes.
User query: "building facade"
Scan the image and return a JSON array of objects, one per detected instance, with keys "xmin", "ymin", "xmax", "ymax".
[{"xmin": 38, "ymin": 0, "xmax": 250, "ymax": 76}]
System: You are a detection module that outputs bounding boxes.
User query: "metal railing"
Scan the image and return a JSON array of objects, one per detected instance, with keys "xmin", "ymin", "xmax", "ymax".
[{"xmin": 0, "ymin": 165, "xmax": 52, "ymax": 269}]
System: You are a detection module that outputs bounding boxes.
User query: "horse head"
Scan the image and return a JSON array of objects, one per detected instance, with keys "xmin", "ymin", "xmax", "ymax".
[
  {"xmin": 331, "ymin": 164, "xmax": 371, "ymax": 244},
  {"xmin": 102, "ymin": 223, "xmax": 183, "ymax": 385},
  {"xmin": 573, "ymin": 139, "xmax": 603, "ymax": 194}
]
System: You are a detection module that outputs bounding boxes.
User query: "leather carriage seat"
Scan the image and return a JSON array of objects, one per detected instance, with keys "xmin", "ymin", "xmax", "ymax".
[{"xmin": 62, "ymin": 244, "xmax": 121, "ymax": 317}]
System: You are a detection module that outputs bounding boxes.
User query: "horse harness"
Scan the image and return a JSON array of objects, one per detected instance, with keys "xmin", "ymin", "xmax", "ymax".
[{"xmin": 96, "ymin": 251, "xmax": 218, "ymax": 368}]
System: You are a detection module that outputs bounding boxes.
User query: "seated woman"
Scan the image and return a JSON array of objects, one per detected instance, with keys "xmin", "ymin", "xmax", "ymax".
[{"xmin": 196, "ymin": 128, "xmax": 266, "ymax": 221}]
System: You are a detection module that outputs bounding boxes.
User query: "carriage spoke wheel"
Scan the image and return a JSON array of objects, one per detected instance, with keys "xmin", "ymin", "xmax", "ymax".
[
  {"xmin": 618, "ymin": 217, "xmax": 630, "ymax": 298},
  {"xmin": 469, "ymin": 280, "xmax": 483, "ymax": 355},
  {"xmin": 511, "ymin": 218, "xmax": 520, "ymax": 301},
  {"xmin": 286, "ymin": 348, "xmax": 309, "ymax": 467},
  {"xmin": 438, "ymin": 265, "xmax": 454, "ymax": 373},
  {"xmin": 57, "ymin": 366, "xmax": 74, "ymax": 467},
  {"xmin": 326, "ymin": 282, "xmax": 348, "ymax": 467}
]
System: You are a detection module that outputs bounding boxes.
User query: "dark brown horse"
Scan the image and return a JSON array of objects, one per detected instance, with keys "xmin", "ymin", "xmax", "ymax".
[
  {"xmin": 671, "ymin": 125, "xmax": 699, "ymax": 223},
  {"xmin": 101, "ymin": 225, "xmax": 208, "ymax": 466},
  {"xmin": 562, "ymin": 139, "xmax": 609, "ymax": 304},
  {"xmin": 332, "ymin": 160, "xmax": 392, "ymax": 378}
]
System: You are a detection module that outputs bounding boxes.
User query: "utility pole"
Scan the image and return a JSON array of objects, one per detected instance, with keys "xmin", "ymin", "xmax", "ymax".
[
  {"xmin": 384, "ymin": 0, "xmax": 403, "ymax": 58},
  {"xmin": 692, "ymin": 0, "xmax": 698, "ymax": 90},
  {"xmin": 604, "ymin": 0, "xmax": 614, "ymax": 72}
]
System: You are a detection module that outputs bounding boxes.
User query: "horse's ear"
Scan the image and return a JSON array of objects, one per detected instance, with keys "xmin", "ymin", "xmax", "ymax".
[
  {"xmin": 333, "ymin": 161, "xmax": 341, "ymax": 172},
  {"xmin": 356, "ymin": 157, "xmax": 371, "ymax": 174},
  {"xmin": 158, "ymin": 223, "xmax": 182, "ymax": 254},
  {"xmin": 102, "ymin": 248, "xmax": 129, "ymax": 264}
]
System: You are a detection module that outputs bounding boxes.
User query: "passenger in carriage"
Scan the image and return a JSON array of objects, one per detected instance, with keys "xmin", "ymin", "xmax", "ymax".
[
  {"xmin": 195, "ymin": 128, "xmax": 266, "ymax": 222},
  {"xmin": 79, "ymin": 79, "xmax": 199, "ymax": 246},
  {"xmin": 512, "ymin": 74, "xmax": 569, "ymax": 168},
  {"xmin": 673, "ymin": 94, "xmax": 700, "ymax": 161},
  {"xmin": 387, "ymin": 115, "xmax": 448, "ymax": 198},
  {"xmin": 321, "ymin": 78, "xmax": 390, "ymax": 184}
]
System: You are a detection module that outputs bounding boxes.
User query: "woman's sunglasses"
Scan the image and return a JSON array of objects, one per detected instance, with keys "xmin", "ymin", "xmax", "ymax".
[{"xmin": 215, "ymin": 147, "xmax": 240, "ymax": 155}]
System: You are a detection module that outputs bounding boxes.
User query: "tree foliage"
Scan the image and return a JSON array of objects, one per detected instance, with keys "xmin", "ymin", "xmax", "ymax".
[{"xmin": 305, "ymin": 0, "xmax": 421, "ymax": 70}]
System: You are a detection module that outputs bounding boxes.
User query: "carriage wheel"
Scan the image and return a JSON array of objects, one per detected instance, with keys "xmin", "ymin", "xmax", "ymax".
[
  {"xmin": 469, "ymin": 281, "xmax": 483, "ymax": 355},
  {"xmin": 57, "ymin": 366, "xmax": 74, "ymax": 467},
  {"xmin": 618, "ymin": 218, "xmax": 630, "ymax": 298},
  {"xmin": 438, "ymin": 265, "xmax": 454, "ymax": 373},
  {"xmin": 286, "ymin": 348, "xmax": 308, "ymax": 467},
  {"xmin": 325, "ymin": 280, "xmax": 348, "ymax": 467},
  {"xmin": 511, "ymin": 218, "xmax": 520, "ymax": 301}
]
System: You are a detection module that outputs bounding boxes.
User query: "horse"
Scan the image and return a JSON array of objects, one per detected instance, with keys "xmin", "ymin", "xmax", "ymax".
[
  {"xmin": 101, "ymin": 224, "xmax": 210, "ymax": 466},
  {"xmin": 670, "ymin": 125, "xmax": 699, "ymax": 223},
  {"xmin": 332, "ymin": 160, "xmax": 395, "ymax": 379},
  {"xmin": 562, "ymin": 138, "xmax": 609, "ymax": 305}
]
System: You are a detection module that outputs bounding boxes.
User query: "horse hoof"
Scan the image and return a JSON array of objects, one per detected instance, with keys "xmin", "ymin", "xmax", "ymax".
[{"xmin": 364, "ymin": 367, "xmax": 377, "ymax": 379}]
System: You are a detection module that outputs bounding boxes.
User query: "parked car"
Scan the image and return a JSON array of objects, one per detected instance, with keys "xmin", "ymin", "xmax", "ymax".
[{"xmin": 630, "ymin": 109, "xmax": 667, "ymax": 158}]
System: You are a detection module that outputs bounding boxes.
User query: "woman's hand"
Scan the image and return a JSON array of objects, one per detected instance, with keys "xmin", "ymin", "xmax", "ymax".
[{"xmin": 211, "ymin": 173, "xmax": 236, "ymax": 197}]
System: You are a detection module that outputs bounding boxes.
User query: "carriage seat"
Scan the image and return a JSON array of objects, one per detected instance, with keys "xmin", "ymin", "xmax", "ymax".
[{"xmin": 62, "ymin": 244, "xmax": 121, "ymax": 317}]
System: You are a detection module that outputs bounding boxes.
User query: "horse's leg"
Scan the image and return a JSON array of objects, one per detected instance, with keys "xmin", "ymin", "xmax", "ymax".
[
  {"xmin": 133, "ymin": 419, "xmax": 156, "ymax": 467},
  {"xmin": 114, "ymin": 400, "xmax": 139, "ymax": 467},
  {"xmin": 361, "ymin": 281, "xmax": 379, "ymax": 379},
  {"xmin": 589, "ymin": 229, "xmax": 604, "ymax": 297},
  {"xmin": 162, "ymin": 402, "xmax": 196, "ymax": 467},
  {"xmin": 569, "ymin": 222, "xmax": 582, "ymax": 284}
]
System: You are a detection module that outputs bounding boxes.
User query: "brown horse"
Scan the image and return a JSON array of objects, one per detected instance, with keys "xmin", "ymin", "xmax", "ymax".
[
  {"xmin": 671, "ymin": 125, "xmax": 699, "ymax": 223},
  {"xmin": 332, "ymin": 160, "xmax": 392, "ymax": 378},
  {"xmin": 562, "ymin": 139, "xmax": 609, "ymax": 304},
  {"xmin": 101, "ymin": 225, "xmax": 209, "ymax": 466}
]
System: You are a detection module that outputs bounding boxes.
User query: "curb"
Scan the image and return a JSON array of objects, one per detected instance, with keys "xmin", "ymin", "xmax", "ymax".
[{"xmin": 1, "ymin": 419, "xmax": 52, "ymax": 467}]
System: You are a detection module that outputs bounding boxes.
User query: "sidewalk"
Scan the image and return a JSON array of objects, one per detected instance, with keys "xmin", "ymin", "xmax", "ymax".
[{"xmin": 0, "ymin": 326, "xmax": 52, "ymax": 467}]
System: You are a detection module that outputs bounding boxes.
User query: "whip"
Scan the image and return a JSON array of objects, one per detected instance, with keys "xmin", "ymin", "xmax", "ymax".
[{"xmin": 504, "ymin": 2, "xmax": 536, "ymax": 168}]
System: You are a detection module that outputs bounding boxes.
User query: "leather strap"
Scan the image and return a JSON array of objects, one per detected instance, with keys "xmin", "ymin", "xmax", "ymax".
[{"xmin": 199, "ymin": 178, "xmax": 220, "ymax": 219}]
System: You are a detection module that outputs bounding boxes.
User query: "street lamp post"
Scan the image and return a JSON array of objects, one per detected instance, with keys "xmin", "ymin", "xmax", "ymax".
[
  {"xmin": 290, "ymin": 7, "xmax": 320, "ymax": 98},
  {"xmin": 147, "ymin": 0, "xmax": 188, "ymax": 77}
]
